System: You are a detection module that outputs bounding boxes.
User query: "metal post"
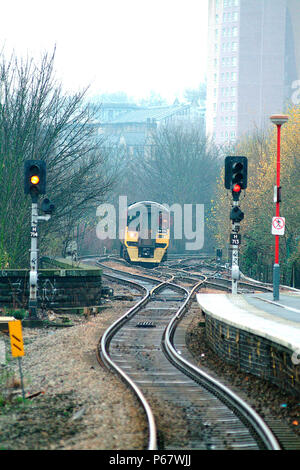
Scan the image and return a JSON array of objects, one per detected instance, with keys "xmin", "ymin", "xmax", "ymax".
[
  {"xmin": 273, "ymin": 124, "xmax": 281, "ymax": 301},
  {"xmin": 18, "ymin": 357, "xmax": 25, "ymax": 401},
  {"xmin": 231, "ymin": 221, "xmax": 240, "ymax": 295},
  {"xmin": 270, "ymin": 114, "xmax": 288, "ymax": 301},
  {"xmin": 273, "ymin": 264, "xmax": 280, "ymax": 300},
  {"xmin": 29, "ymin": 202, "xmax": 39, "ymax": 318},
  {"xmin": 230, "ymin": 199, "xmax": 241, "ymax": 294},
  {"xmin": 231, "ymin": 243, "xmax": 238, "ymax": 294}
]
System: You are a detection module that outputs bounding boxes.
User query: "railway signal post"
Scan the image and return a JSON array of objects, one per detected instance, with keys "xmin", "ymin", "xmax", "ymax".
[
  {"xmin": 270, "ymin": 114, "xmax": 289, "ymax": 301},
  {"xmin": 230, "ymin": 217, "xmax": 242, "ymax": 294},
  {"xmin": 225, "ymin": 156, "xmax": 247, "ymax": 294},
  {"xmin": 24, "ymin": 160, "xmax": 54, "ymax": 318}
]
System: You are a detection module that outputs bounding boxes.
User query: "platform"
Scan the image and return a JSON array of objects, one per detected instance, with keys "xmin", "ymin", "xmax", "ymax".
[
  {"xmin": 0, "ymin": 316, "xmax": 16, "ymax": 332},
  {"xmin": 196, "ymin": 292, "xmax": 300, "ymax": 394},
  {"xmin": 196, "ymin": 292, "xmax": 300, "ymax": 352},
  {"xmin": 0, "ymin": 317, "xmax": 16, "ymax": 323}
]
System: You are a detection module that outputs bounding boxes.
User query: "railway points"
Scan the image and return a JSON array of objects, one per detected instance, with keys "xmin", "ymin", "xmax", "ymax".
[
  {"xmin": 2, "ymin": 254, "xmax": 299, "ymax": 450},
  {"xmin": 96, "ymin": 257, "xmax": 286, "ymax": 450}
]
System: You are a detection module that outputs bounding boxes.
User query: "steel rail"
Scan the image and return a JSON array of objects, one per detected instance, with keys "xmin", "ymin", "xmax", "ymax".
[
  {"xmin": 97, "ymin": 266, "xmax": 188, "ymax": 450},
  {"xmin": 98, "ymin": 277, "xmax": 158, "ymax": 450},
  {"xmin": 162, "ymin": 282, "xmax": 282, "ymax": 451},
  {"xmin": 96, "ymin": 257, "xmax": 281, "ymax": 449}
]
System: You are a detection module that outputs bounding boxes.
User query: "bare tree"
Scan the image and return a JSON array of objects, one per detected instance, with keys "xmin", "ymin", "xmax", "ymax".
[
  {"xmin": 184, "ymin": 83, "xmax": 206, "ymax": 104},
  {"xmin": 132, "ymin": 124, "xmax": 219, "ymax": 201},
  {"xmin": 127, "ymin": 123, "xmax": 221, "ymax": 252},
  {"xmin": 0, "ymin": 49, "xmax": 114, "ymax": 266}
]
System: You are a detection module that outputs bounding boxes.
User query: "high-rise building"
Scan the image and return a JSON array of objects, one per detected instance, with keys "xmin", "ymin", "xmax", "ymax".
[{"xmin": 206, "ymin": 0, "xmax": 300, "ymax": 144}]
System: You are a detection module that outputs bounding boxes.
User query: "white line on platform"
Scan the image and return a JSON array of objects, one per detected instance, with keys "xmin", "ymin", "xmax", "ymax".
[{"xmin": 254, "ymin": 296, "xmax": 300, "ymax": 314}]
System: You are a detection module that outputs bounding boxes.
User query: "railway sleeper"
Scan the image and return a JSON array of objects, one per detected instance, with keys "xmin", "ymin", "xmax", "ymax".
[{"xmin": 135, "ymin": 321, "xmax": 156, "ymax": 328}]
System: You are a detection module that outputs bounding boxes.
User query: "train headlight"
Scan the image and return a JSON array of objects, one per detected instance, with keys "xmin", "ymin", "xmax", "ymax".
[{"xmin": 128, "ymin": 231, "xmax": 138, "ymax": 239}]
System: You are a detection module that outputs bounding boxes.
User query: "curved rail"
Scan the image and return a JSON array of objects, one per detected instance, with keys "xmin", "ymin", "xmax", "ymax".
[
  {"xmin": 97, "ymin": 257, "xmax": 281, "ymax": 450},
  {"xmin": 162, "ymin": 281, "xmax": 281, "ymax": 451},
  {"xmin": 97, "ymin": 265, "xmax": 188, "ymax": 450},
  {"xmin": 98, "ymin": 275, "xmax": 158, "ymax": 450}
]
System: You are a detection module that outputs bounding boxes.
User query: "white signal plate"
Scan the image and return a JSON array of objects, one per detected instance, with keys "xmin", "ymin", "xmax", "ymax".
[{"xmin": 271, "ymin": 217, "xmax": 285, "ymax": 235}]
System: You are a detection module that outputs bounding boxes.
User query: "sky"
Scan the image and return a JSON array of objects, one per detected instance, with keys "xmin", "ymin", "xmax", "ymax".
[{"xmin": 0, "ymin": 0, "xmax": 208, "ymax": 103}]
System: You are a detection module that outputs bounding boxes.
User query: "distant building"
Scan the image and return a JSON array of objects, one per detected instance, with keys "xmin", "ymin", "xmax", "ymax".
[
  {"xmin": 206, "ymin": 0, "xmax": 300, "ymax": 145},
  {"xmin": 93, "ymin": 100, "xmax": 206, "ymax": 157},
  {"xmin": 97, "ymin": 102, "xmax": 139, "ymax": 122}
]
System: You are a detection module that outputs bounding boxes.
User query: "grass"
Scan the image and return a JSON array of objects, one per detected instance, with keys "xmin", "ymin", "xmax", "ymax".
[{"xmin": 1, "ymin": 307, "xmax": 28, "ymax": 320}]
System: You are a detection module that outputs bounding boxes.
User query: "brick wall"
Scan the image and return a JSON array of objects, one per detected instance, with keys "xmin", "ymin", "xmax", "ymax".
[
  {"xmin": 205, "ymin": 314, "xmax": 300, "ymax": 395},
  {"xmin": 0, "ymin": 262, "xmax": 102, "ymax": 310}
]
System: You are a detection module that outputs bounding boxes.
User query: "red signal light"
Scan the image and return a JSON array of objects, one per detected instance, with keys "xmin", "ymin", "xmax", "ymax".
[{"xmin": 233, "ymin": 184, "xmax": 241, "ymax": 192}]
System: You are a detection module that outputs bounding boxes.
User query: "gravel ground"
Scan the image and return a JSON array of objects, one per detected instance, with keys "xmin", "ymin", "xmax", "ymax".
[
  {"xmin": 185, "ymin": 306, "xmax": 300, "ymax": 443},
  {"xmin": 1, "ymin": 277, "xmax": 299, "ymax": 450},
  {"xmin": 0, "ymin": 282, "xmax": 148, "ymax": 450}
]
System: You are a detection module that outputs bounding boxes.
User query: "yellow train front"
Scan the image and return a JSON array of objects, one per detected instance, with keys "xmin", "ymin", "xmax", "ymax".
[{"xmin": 120, "ymin": 201, "xmax": 170, "ymax": 266}]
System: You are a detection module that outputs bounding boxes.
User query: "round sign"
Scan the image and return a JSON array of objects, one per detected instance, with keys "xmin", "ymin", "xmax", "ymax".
[
  {"xmin": 272, "ymin": 217, "xmax": 285, "ymax": 236},
  {"xmin": 272, "ymin": 217, "xmax": 285, "ymax": 229}
]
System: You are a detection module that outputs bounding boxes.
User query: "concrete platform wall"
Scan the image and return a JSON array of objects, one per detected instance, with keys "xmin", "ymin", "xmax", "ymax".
[
  {"xmin": 0, "ymin": 258, "xmax": 102, "ymax": 310},
  {"xmin": 205, "ymin": 314, "xmax": 300, "ymax": 395}
]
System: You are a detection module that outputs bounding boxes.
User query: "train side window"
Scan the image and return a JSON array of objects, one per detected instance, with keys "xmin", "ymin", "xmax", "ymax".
[{"xmin": 127, "ymin": 211, "xmax": 140, "ymax": 227}]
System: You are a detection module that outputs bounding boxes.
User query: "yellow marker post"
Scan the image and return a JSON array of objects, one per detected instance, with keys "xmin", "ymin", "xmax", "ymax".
[
  {"xmin": 8, "ymin": 320, "xmax": 25, "ymax": 400},
  {"xmin": 8, "ymin": 320, "xmax": 24, "ymax": 357}
]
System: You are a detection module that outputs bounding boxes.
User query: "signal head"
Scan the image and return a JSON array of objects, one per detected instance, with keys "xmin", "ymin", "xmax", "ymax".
[
  {"xmin": 230, "ymin": 206, "xmax": 244, "ymax": 223},
  {"xmin": 24, "ymin": 160, "xmax": 46, "ymax": 200},
  {"xmin": 41, "ymin": 198, "xmax": 55, "ymax": 215},
  {"xmin": 224, "ymin": 156, "xmax": 248, "ymax": 192}
]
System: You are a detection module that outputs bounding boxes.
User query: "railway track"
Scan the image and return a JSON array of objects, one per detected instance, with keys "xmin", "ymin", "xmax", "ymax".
[
  {"xmin": 97, "ymin": 254, "xmax": 273, "ymax": 294},
  {"xmin": 160, "ymin": 257, "xmax": 273, "ymax": 293},
  {"xmin": 95, "ymin": 259, "xmax": 280, "ymax": 450}
]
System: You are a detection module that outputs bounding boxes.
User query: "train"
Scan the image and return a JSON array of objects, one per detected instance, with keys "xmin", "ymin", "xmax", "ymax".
[{"xmin": 120, "ymin": 201, "xmax": 170, "ymax": 266}]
